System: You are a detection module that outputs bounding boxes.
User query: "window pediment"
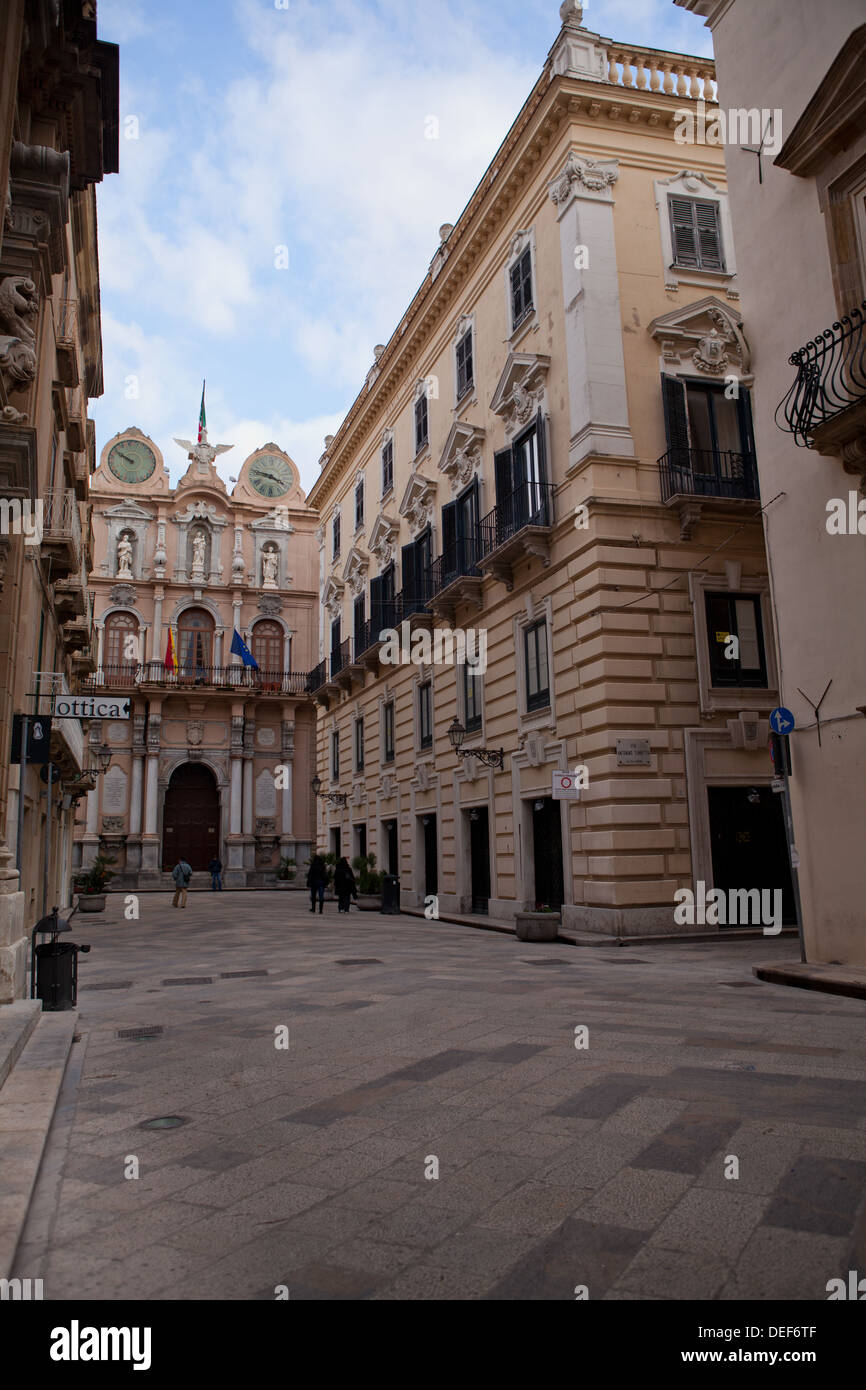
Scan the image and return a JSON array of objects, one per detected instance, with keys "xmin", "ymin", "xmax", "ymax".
[
  {"xmin": 490, "ymin": 352, "xmax": 550, "ymax": 433},
  {"xmin": 398, "ymin": 471, "xmax": 438, "ymax": 536},
  {"xmin": 342, "ymin": 545, "xmax": 369, "ymax": 597},
  {"xmin": 439, "ymin": 421, "xmax": 485, "ymax": 492},
  {"xmin": 368, "ymin": 511, "xmax": 400, "ymax": 566},
  {"xmin": 648, "ymin": 296, "xmax": 751, "ymax": 377}
]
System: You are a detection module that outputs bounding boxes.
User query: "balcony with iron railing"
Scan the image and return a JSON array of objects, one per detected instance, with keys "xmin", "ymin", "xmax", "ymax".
[
  {"xmin": 41, "ymin": 488, "xmax": 82, "ymax": 577},
  {"xmin": 52, "ymin": 298, "xmax": 80, "ymax": 388},
  {"xmin": 426, "ymin": 537, "xmax": 483, "ymax": 623},
  {"xmin": 776, "ymin": 301, "xmax": 866, "ymax": 456},
  {"xmin": 87, "ymin": 664, "xmax": 312, "ymax": 697},
  {"xmin": 658, "ymin": 447, "xmax": 760, "ymax": 505},
  {"xmin": 476, "ymin": 482, "xmax": 555, "ymax": 589}
]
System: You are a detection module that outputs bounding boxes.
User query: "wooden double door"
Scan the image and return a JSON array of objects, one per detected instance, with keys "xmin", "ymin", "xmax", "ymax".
[{"xmin": 162, "ymin": 764, "xmax": 220, "ymax": 871}]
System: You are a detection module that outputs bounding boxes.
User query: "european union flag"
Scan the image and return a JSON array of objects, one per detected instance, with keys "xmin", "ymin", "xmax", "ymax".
[{"xmin": 230, "ymin": 629, "xmax": 259, "ymax": 669}]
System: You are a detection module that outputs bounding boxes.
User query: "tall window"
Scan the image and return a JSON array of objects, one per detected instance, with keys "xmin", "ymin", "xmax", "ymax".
[
  {"xmin": 456, "ymin": 329, "xmax": 474, "ymax": 401},
  {"xmin": 705, "ymin": 593, "xmax": 768, "ymax": 688},
  {"xmin": 493, "ymin": 412, "xmax": 549, "ymax": 537},
  {"xmin": 463, "ymin": 663, "xmax": 482, "ymax": 733},
  {"xmin": 355, "ymin": 478, "xmax": 364, "ymax": 530},
  {"xmin": 252, "ymin": 619, "xmax": 282, "ymax": 689},
  {"xmin": 662, "ymin": 377, "xmax": 756, "ymax": 497},
  {"xmin": 415, "ymin": 392, "xmax": 429, "ymax": 454},
  {"xmin": 382, "ymin": 438, "xmax": 394, "ymax": 495},
  {"xmin": 383, "ymin": 700, "xmax": 395, "ymax": 763},
  {"xmin": 331, "ymin": 730, "xmax": 340, "ymax": 780},
  {"xmin": 178, "ymin": 608, "xmax": 214, "ymax": 676},
  {"xmin": 105, "ymin": 612, "xmax": 139, "ymax": 686},
  {"xmin": 510, "ymin": 246, "xmax": 533, "ymax": 328},
  {"xmin": 354, "ymin": 716, "xmax": 365, "ymax": 772},
  {"xmin": 668, "ymin": 196, "xmax": 725, "ymax": 271},
  {"xmin": 402, "ymin": 528, "xmax": 432, "ymax": 611},
  {"xmin": 332, "ymin": 510, "xmax": 341, "ymax": 560},
  {"xmin": 524, "ymin": 620, "xmax": 550, "ymax": 711},
  {"xmin": 418, "ymin": 681, "xmax": 433, "ymax": 749}
]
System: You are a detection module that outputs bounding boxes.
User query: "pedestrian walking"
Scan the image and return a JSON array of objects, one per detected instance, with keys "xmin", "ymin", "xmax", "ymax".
[
  {"xmin": 208, "ymin": 856, "xmax": 223, "ymax": 891},
  {"xmin": 171, "ymin": 858, "xmax": 192, "ymax": 908},
  {"xmin": 307, "ymin": 854, "xmax": 327, "ymax": 913},
  {"xmin": 334, "ymin": 856, "xmax": 357, "ymax": 913}
]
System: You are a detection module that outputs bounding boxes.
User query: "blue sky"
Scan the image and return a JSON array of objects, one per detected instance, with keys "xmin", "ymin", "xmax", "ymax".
[{"xmin": 93, "ymin": 0, "xmax": 712, "ymax": 492}]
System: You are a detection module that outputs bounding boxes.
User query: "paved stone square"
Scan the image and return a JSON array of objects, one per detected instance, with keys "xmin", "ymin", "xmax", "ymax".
[{"xmin": 13, "ymin": 891, "xmax": 866, "ymax": 1300}]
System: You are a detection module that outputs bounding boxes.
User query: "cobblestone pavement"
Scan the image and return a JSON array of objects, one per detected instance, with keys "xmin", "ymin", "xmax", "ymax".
[{"xmin": 14, "ymin": 891, "xmax": 866, "ymax": 1301}]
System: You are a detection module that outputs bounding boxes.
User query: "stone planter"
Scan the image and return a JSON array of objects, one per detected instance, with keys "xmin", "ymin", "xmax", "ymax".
[
  {"xmin": 356, "ymin": 894, "xmax": 381, "ymax": 912},
  {"xmin": 515, "ymin": 911, "xmax": 560, "ymax": 942},
  {"xmin": 77, "ymin": 894, "xmax": 107, "ymax": 913}
]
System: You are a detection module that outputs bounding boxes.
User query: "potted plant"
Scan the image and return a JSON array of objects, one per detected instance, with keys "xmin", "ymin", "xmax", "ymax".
[
  {"xmin": 276, "ymin": 856, "xmax": 297, "ymax": 886},
  {"xmin": 515, "ymin": 904, "xmax": 561, "ymax": 942},
  {"xmin": 73, "ymin": 853, "xmax": 117, "ymax": 913},
  {"xmin": 352, "ymin": 853, "xmax": 383, "ymax": 911}
]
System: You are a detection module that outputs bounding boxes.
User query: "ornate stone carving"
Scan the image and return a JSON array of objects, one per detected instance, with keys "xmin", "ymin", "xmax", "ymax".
[
  {"xmin": 173, "ymin": 429, "xmax": 233, "ymax": 468},
  {"xmin": 258, "ymin": 594, "xmax": 283, "ymax": 616},
  {"xmin": 109, "ymin": 583, "xmax": 137, "ymax": 606},
  {"xmin": 439, "ymin": 421, "xmax": 485, "ymax": 492},
  {"xmin": 549, "ymin": 153, "xmax": 619, "ymax": 205},
  {"xmin": 648, "ymin": 297, "xmax": 751, "ymax": 378},
  {"xmin": 368, "ymin": 512, "xmax": 400, "ymax": 567},
  {"xmin": 0, "ymin": 276, "xmax": 39, "ymax": 395},
  {"xmin": 342, "ymin": 546, "xmax": 369, "ymax": 598},
  {"xmin": 261, "ymin": 546, "xmax": 279, "ymax": 589},
  {"xmin": 490, "ymin": 352, "xmax": 550, "ymax": 436},
  {"xmin": 560, "ymin": 0, "xmax": 584, "ymax": 26},
  {"xmin": 399, "ymin": 471, "xmax": 438, "ymax": 537},
  {"xmin": 323, "ymin": 575, "xmax": 344, "ymax": 620},
  {"xmin": 187, "ymin": 720, "xmax": 204, "ymax": 747},
  {"xmin": 116, "ymin": 535, "xmax": 133, "ymax": 579},
  {"xmin": 692, "ymin": 310, "xmax": 743, "ymax": 375}
]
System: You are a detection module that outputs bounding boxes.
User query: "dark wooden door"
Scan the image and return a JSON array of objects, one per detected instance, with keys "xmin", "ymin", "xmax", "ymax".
[
  {"xmin": 423, "ymin": 816, "xmax": 438, "ymax": 896},
  {"xmin": 708, "ymin": 785, "xmax": 795, "ymax": 925},
  {"xmin": 162, "ymin": 764, "xmax": 220, "ymax": 871},
  {"xmin": 532, "ymin": 798, "xmax": 564, "ymax": 909},
  {"xmin": 469, "ymin": 809, "xmax": 490, "ymax": 913}
]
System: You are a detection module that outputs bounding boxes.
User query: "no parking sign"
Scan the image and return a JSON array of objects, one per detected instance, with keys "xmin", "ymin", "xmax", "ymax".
[{"xmin": 553, "ymin": 771, "xmax": 582, "ymax": 801}]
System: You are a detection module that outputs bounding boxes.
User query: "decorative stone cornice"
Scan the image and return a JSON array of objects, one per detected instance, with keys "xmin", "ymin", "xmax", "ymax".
[
  {"xmin": 648, "ymin": 296, "xmax": 751, "ymax": 377},
  {"xmin": 549, "ymin": 151, "xmax": 619, "ymax": 210},
  {"xmin": 439, "ymin": 421, "xmax": 486, "ymax": 493},
  {"xmin": 368, "ymin": 512, "xmax": 400, "ymax": 567},
  {"xmin": 323, "ymin": 574, "xmax": 344, "ymax": 620},
  {"xmin": 490, "ymin": 352, "xmax": 551, "ymax": 435},
  {"xmin": 399, "ymin": 471, "xmax": 438, "ymax": 537},
  {"xmin": 342, "ymin": 545, "xmax": 369, "ymax": 597}
]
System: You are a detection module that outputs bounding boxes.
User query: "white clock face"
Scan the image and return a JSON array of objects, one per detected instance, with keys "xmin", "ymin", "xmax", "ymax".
[{"xmin": 249, "ymin": 454, "xmax": 293, "ymax": 498}]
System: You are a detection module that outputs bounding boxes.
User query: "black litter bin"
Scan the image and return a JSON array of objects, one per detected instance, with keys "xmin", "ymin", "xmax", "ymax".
[
  {"xmin": 31, "ymin": 907, "xmax": 91, "ymax": 1011},
  {"xmin": 381, "ymin": 874, "xmax": 401, "ymax": 915}
]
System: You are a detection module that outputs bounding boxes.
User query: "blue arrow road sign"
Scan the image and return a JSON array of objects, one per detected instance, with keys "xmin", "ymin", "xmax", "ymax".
[{"xmin": 769, "ymin": 706, "xmax": 795, "ymax": 735}]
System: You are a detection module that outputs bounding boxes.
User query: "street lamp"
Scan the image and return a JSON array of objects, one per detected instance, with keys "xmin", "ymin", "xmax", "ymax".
[
  {"xmin": 311, "ymin": 775, "xmax": 347, "ymax": 809},
  {"xmin": 448, "ymin": 717, "xmax": 504, "ymax": 770},
  {"xmin": 311, "ymin": 774, "xmax": 322, "ymax": 798}
]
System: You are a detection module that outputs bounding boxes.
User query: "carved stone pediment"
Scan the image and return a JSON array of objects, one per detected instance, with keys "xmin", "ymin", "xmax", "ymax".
[
  {"xmin": 648, "ymin": 296, "xmax": 751, "ymax": 377},
  {"xmin": 258, "ymin": 594, "xmax": 283, "ymax": 616},
  {"xmin": 323, "ymin": 575, "xmax": 344, "ymax": 619},
  {"xmin": 398, "ymin": 471, "xmax": 437, "ymax": 536},
  {"xmin": 109, "ymin": 584, "xmax": 137, "ymax": 606},
  {"xmin": 104, "ymin": 499, "xmax": 155, "ymax": 521},
  {"xmin": 251, "ymin": 506, "xmax": 293, "ymax": 533},
  {"xmin": 439, "ymin": 421, "xmax": 485, "ymax": 493},
  {"xmin": 174, "ymin": 499, "xmax": 228, "ymax": 527},
  {"xmin": 342, "ymin": 545, "xmax": 369, "ymax": 597},
  {"xmin": 368, "ymin": 512, "xmax": 400, "ymax": 567},
  {"xmin": 549, "ymin": 151, "xmax": 619, "ymax": 208},
  {"xmin": 490, "ymin": 353, "xmax": 550, "ymax": 435}
]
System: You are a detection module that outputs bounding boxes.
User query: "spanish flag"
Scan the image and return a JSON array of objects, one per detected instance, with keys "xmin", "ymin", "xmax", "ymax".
[{"xmin": 164, "ymin": 627, "xmax": 177, "ymax": 674}]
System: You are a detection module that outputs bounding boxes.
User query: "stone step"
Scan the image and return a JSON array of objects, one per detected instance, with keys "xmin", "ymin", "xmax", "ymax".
[
  {"xmin": 0, "ymin": 1009, "xmax": 78, "ymax": 1278},
  {"xmin": 0, "ymin": 999, "xmax": 41, "ymax": 1093}
]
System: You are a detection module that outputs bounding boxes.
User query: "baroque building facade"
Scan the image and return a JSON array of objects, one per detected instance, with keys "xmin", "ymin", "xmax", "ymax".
[
  {"xmin": 676, "ymin": 0, "xmax": 866, "ymax": 969},
  {"xmin": 0, "ymin": 1, "xmax": 117, "ymax": 1002},
  {"xmin": 307, "ymin": 0, "xmax": 790, "ymax": 937},
  {"xmin": 72, "ymin": 430, "xmax": 320, "ymax": 889}
]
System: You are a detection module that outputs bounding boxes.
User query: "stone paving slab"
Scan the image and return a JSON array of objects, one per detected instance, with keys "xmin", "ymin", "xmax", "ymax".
[{"xmin": 8, "ymin": 890, "xmax": 866, "ymax": 1300}]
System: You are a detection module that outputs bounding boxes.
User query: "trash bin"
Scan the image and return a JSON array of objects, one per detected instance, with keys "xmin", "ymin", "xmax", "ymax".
[
  {"xmin": 31, "ymin": 907, "xmax": 91, "ymax": 1011},
  {"xmin": 381, "ymin": 874, "xmax": 401, "ymax": 915}
]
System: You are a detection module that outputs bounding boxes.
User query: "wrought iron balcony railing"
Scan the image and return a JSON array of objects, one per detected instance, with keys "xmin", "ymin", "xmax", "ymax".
[
  {"xmin": 427, "ymin": 536, "xmax": 482, "ymax": 595},
  {"xmin": 776, "ymin": 301, "xmax": 866, "ymax": 447},
  {"xmin": 658, "ymin": 447, "xmax": 759, "ymax": 503},
  {"xmin": 330, "ymin": 637, "xmax": 352, "ymax": 679},
  {"xmin": 89, "ymin": 664, "xmax": 312, "ymax": 695},
  {"xmin": 477, "ymin": 482, "xmax": 554, "ymax": 559}
]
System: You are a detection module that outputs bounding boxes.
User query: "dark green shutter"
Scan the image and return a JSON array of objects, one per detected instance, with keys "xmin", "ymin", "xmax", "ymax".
[
  {"xmin": 662, "ymin": 375, "xmax": 691, "ymax": 454},
  {"xmin": 669, "ymin": 197, "xmax": 699, "ymax": 267},
  {"xmin": 696, "ymin": 200, "xmax": 724, "ymax": 270}
]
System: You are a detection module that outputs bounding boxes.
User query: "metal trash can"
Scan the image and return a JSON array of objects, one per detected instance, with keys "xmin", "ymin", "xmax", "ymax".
[
  {"xmin": 31, "ymin": 907, "xmax": 91, "ymax": 1011},
  {"xmin": 381, "ymin": 874, "xmax": 401, "ymax": 915}
]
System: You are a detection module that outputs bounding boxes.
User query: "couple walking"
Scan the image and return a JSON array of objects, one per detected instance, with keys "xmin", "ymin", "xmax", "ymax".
[{"xmin": 307, "ymin": 855, "xmax": 357, "ymax": 913}]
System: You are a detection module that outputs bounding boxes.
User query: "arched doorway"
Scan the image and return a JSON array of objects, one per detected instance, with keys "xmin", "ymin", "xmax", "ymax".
[
  {"xmin": 162, "ymin": 764, "xmax": 220, "ymax": 871},
  {"xmin": 104, "ymin": 611, "xmax": 139, "ymax": 686}
]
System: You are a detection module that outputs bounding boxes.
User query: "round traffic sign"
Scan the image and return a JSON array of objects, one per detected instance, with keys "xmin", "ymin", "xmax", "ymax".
[{"xmin": 769, "ymin": 706, "xmax": 795, "ymax": 735}]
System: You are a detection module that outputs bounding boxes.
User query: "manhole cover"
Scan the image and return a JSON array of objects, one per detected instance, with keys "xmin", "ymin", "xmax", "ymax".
[
  {"xmin": 116, "ymin": 1026, "xmax": 163, "ymax": 1040},
  {"xmin": 162, "ymin": 977, "xmax": 214, "ymax": 986},
  {"xmin": 139, "ymin": 1115, "xmax": 188, "ymax": 1131},
  {"xmin": 335, "ymin": 958, "xmax": 382, "ymax": 966}
]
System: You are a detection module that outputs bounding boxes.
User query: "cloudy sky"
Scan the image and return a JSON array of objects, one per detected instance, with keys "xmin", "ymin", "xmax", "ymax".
[{"xmin": 93, "ymin": 0, "xmax": 712, "ymax": 493}]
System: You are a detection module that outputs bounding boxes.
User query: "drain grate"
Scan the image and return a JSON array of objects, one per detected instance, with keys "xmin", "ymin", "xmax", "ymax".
[
  {"xmin": 220, "ymin": 970, "xmax": 269, "ymax": 979},
  {"xmin": 161, "ymin": 977, "xmax": 214, "ymax": 986},
  {"xmin": 116, "ymin": 1025, "xmax": 163, "ymax": 1040},
  {"xmin": 334, "ymin": 958, "xmax": 382, "ymax": 966},
  {"xmin": 85, "ymin": 981, "xmax": 133, "ymax": 991}
]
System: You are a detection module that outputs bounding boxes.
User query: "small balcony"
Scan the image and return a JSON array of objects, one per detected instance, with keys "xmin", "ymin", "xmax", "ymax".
[
  {"xmin": 426, "ymin": 539, "xmax": 483, "ymax": 625},
  {"xmin": 53, "ymin": 298, "xmax": 80, "ymax": 387},
  {"xmin": 53, "ymin": 553, "xmax": 88, "ymax": 619},
  {"xmin": 41, "ymin": 488, "xmax": 82, "ymax": 577},
  {"xmin": 776, "ymin": 301, "xmax": 866, "ymax": 456},
  {"xmin": 87, "ymin": 665, "xmax": 312, "ymax": 697},
  {"xmin": 356, "ymin": 598, "xmax": 403, "ymax": 671},
  {"xmin": 658, "ymin": 447, "xmax": 760, "ymax": 504},
  {"xmin": 476, "ymin": 482, "xmax": 554, "ymax": 590},
  {"xmin": 66, "ymin": 385, "xmax": 87, "ymax": 453}
]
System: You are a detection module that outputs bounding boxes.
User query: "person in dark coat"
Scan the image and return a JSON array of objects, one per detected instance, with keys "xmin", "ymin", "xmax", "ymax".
[
  {"xmin": 208, "ymin": 857, "xmax": 223, "ymax": 891},
  {"xmin": 307, "ymin": 855, "xmax": 327, "ymax": 913},
  {"xmin": 334, "ymin": 857, "xmax": 357, "ymax": 913}
]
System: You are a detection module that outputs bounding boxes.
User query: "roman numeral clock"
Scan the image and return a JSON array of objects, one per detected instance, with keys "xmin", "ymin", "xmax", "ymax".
[{"xmin": 247, "ymin": 452, "xmax": 294, "ymax": 499}]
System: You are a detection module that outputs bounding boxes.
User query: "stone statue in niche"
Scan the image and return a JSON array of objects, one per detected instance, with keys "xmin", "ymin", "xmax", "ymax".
[
  {"xmin": 116, "ymin": 534, "xmax": 133, "ymax": 579},
  {"xmin": 262, "ymin": 547, "xmax": 278, "ymax": 590},
  {"xmin": 190, "ymin": 531, "xmax": 207, "ymax": 579}
]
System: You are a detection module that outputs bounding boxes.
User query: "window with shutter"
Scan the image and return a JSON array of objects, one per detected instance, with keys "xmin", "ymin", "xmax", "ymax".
[
  {"xmin": 353, "ymin": 595, "xmax": 365, "ymax": 654},
  {"xmin": 668, "ymin": 197, "xmax": 724, "ymax": 271},
  {"xmin": 402, "ymin": 542, "xmax": 416, "ymax": 606},
  {"xmin": 382, "ymin": 440, "xmax": 394, "ymax": 495},
  {"xmin": 456, "ymin": 330, "xmax": 474, "ymax": 400},
  {"xmin": 510, "ymin": 247, "xmax": 533, "ymax": 327},
  {"xmin": 662, "ymin": 375, "xmax": 691, "ymax": 455}
]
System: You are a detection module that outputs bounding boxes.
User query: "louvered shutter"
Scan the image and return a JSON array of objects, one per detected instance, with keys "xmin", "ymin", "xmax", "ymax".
[
  {"xmin": 369, "ymin": 574, "xmax": 383, "ymax": 639},
  {"xmin": 402, "ymin": 542, "xmax": 416, "ymax": 606},
  {"xmin": 695, "ymin": 200, "xmax": 724, "ymax": 270},
  {"xmin": 662, "ymin": 375, "xmax": 691, "ymax": 457},
  {"xmin": 669, "ymin": 197, "xmax": 699, "ymax": 267},
  {"xmin": 353, "ymin": 594, "xmax": 365, "ymax": 654}
]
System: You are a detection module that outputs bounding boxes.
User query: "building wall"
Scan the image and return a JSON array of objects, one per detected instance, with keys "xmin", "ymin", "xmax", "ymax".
[
  {"xmin": 73, "ymin": 434, "xmax": 320, "ymax": 888},
  {"xmin": 0, "ymin": 1, "xmax": 118, "ymax": 1001},
  {"xmin": 307, "ymin": 7, "xmax": 782, "ymax": 937},
  {"xmin": 676, "ymin": 0, "xmax": 866, "ymax": 964}
]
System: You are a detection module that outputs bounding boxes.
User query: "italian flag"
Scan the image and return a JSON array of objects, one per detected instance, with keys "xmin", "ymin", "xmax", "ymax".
[
  {"xmin": 198, "ymin": 380, "xmax": 206, "ymax": 442},
  {"xmin": 164, "ymin": 627, "xmax": 177, "ymax": 674}
]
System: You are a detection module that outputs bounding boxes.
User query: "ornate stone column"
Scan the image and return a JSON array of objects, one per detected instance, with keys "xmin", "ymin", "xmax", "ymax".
[
  {"xmin": 225, "ymin": 707, "xmax": 245, "ymax": 887},
  {"xmin": 127, "ymin": 710, "xmax": 146, "ymax": 874},
  {"xmin": 139, "ymin": 703, "xmax": 162, "ymax": 881},
  {"xmin": 280, "ymin": 716, "xmax": 294, "ymax": 854},
  {"xmin": 242, "ymin": 711, "xmax": 255, "ymax": 869}
]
